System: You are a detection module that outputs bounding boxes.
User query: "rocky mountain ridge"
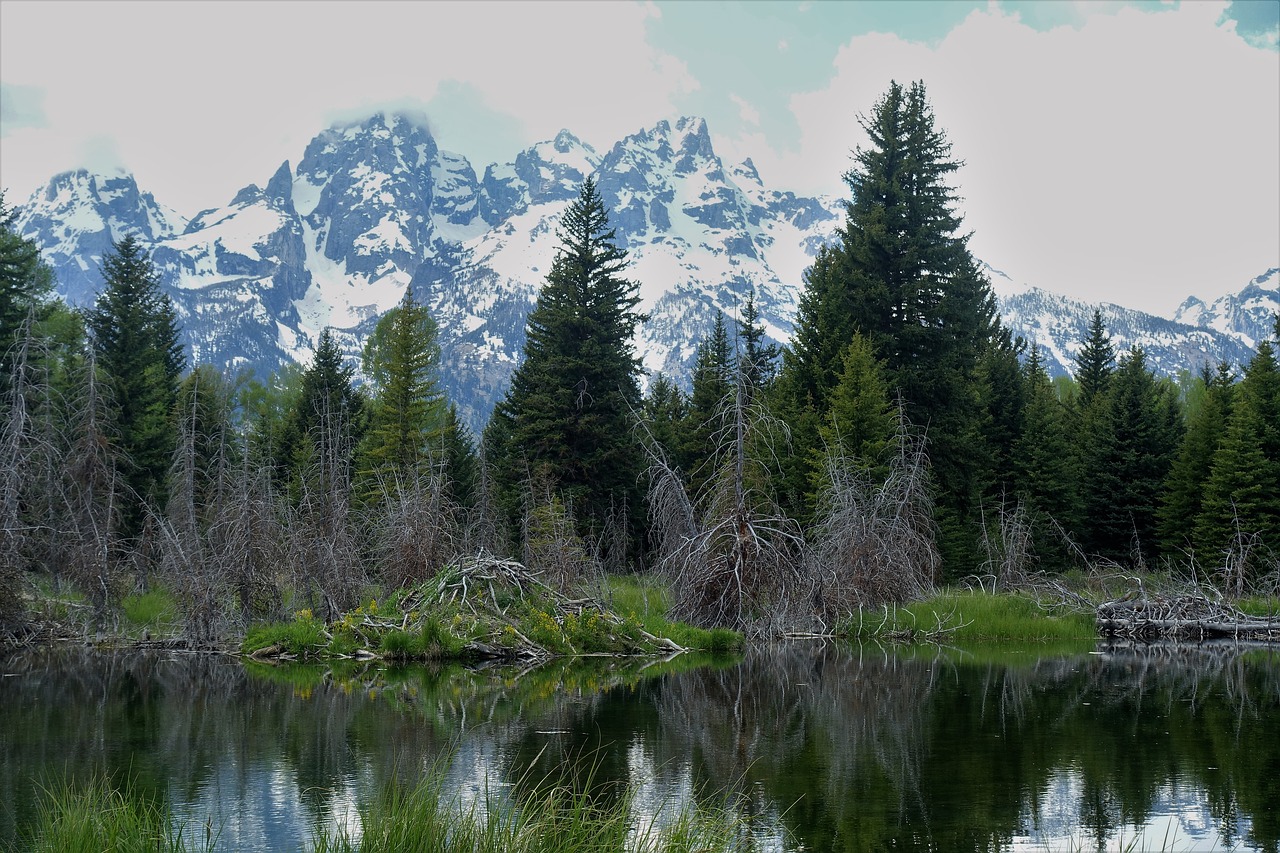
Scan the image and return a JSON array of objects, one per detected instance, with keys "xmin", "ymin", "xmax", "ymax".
[{"xmin": 12, "ymin": 112, "xmax": 1277, "ymax": 429}]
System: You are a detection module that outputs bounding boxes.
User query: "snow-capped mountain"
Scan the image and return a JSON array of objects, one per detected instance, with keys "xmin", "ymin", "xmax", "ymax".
[
  {"xmin": 14, "ymin": 169, "xmax": 187, "ymax": 305},
  {"xmin": 12, "ymin": 112, "xmax": 1277, "ymax": 431},
  {"xmin": 1173, "ymin": 267, "xmax": 1279, "ymax": 349},
  {"xmin": 987, "ymin": 263, "xmax": 1273, "ymax": 378}
]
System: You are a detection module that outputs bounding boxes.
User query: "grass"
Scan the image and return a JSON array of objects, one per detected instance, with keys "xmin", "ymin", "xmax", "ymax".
[
  {"xmin": 608, "ymin": 575, "xmax": 744, "ymax": 653},
  {"xmin": 121, "ymin": 588, "xmax": 178, "ymax": 632},
  {"xmin": 24, "ymin": 776, "xmax": 215, "ymax": 853},
  {"xmin": 1235, "ymin": 595, "xmax": 1280, "ymax": 618},
  {"xmin": 311, "ymin": 768, "xmax": 764, "ymax": 853},
  {"xmin": 24, "ymin": 772, "xmax": 763, "ymax": 853},
  {"xmin": 842, "ymin": 589, "xmax": 1097, "ymax": 643}
]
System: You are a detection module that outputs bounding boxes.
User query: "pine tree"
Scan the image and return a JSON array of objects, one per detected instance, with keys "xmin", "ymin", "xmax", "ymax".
[
  {"xmin": 815, "ymin": 333, "xmax": 894, "ymax": 483},
  {"xmin": 683, "ymin": 313, "xmax": 733, "ymax": 497},
  {"xmin": 777, "ymin": 80, "xmax": 999, "ymax": 573},
  {"xmin": 0, "ymin": 192, "xmax": 55, "ymax": 376},
  {"xmin": 1074, "ymin": 310, "xmax": 1116, "ymax": 411},
  {"xmin": 1080, "ymin": 346, "xmax": 1181, "ymax": 565},
  {"xmin": 1195, "ymin": 341, "xmax": 1280, "ymax": 580},
  {"xmin": 1013, "ymin": 345, "xmax": 1082, "ymax": 566},
  {"xmin": 282, "ymin": 329, "xmax": 367, "ymax": 498},
  {"xmin": 641, "ymin": 372, "xmax": 689, "ymax": 470},
  {"xmin": 358, "ymin": 289, "xmax": 446, "ymax": 489},
  {"xmin": 87, "ymin": 235, "xmax": 186, "ymax": 539},
  {"xmin": 737, "ymin": 286, "xmax": 779, "ymax": 398},
  {"xmin": 489, "ymin": 178, "xmax": 645, "ymax": 552},
  {"xmin": 1158, "ymin": 362, "xmax": 1236, "ymax": 554}
]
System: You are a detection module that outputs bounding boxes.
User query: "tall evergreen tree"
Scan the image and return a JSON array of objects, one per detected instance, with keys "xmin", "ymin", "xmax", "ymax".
[
  {"xmin": 1074, "ymin": 310, "xmax": 1116, "ymax": 411},
  {"xmin": 489, "ymin": 178, "xmax": 645, "ymax": 552},
  {"xmin": 87, "ymin": 235, "xmax": 185, "ymax": 538},
  {"xmin": 1080, "ymin": 346, "xmax": 1181, "ymax": 565},
  {"xmin": 736, "ymin": 287, "xmax": 779, "ymax": 398},
  {"xmin": 1195, "ymin": 341, "xmax": 1280, "ymax": 577},
  {"xmin": 815, "ymin": 333, "xmax": 894, "ymax": 482},
  {"xmin": 1013, "ymin": 345, "xmax": 1082, "ymax": 566},
  {"xmin": 683, "ymin": 313, "xmax": 734, "ymax": 497},
  {"xmin": 777, "ymin": 80, "xmax": 999, "ymax": 572},
  {"xmin": 282, "ymin": 329, "xmax": 367, "ymax": 496},
  {"xmin": 358, "ymin": 289, "xmax": 447, "ymax": 488},
  {"xmin": 1158, "ymin": 362, "xmax": 1236, "ymax": 554},
  {"xmin": 0, "ymin": 192, "xmax": 55, "ymax": 376},
  {"xmin": 641, "ymin": 372, "xmax": 689, "ymax": 469}
]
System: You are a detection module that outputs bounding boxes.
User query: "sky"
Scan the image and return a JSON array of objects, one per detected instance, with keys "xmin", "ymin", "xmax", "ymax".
[{"xmin": 1, "ymin": 0, "xmax": 1277, "ymax": 317}]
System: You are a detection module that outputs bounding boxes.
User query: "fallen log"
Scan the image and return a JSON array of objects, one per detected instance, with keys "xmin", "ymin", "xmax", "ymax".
[{"xmin": 1097, "ymin": 594, "xmax": 1280, "ymax": 642}]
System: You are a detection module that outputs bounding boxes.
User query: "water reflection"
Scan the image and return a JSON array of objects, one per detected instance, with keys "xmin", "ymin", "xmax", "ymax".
[{"xmin": 0, "ymin": 643, "xmax": 1276, "ymax": 851}]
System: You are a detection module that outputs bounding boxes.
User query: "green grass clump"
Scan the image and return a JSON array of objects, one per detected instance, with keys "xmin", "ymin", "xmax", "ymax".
[
  {"xmin": 311, "ymin": 771, "xmax": 768, "ymax": 853},
  {"xmin": 121, "ymin": 588, "xmax": 178, "ymax": 631},
  {"xmin": 243, "ymin": 610, "xmax": 328, "ymax": 657},
  {"xmin": 608, "ymin": 576, "xmax": 744, "ymax": 653},
  {"xmin": 1236, "ymin": 596, "xmax": 1280, "ymax": 618},
  {"xmin": 26, "ymin": 776, "xmax": 214, "ymax": 853},
  {"xmin": 844, "ymin": 590, "xmax": 1096, "ymax": 643}
]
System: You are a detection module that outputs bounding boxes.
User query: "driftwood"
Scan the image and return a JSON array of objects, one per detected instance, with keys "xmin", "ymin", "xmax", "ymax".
[{"xmin": 1097, "ymin": 593, "xmax": 1280, "ymax": 642}]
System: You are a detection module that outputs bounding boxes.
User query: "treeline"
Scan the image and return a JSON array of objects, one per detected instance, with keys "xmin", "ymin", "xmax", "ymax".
[{"xmin": 2, "ymin": 80, "xmax": 1278, "ymax": 640}]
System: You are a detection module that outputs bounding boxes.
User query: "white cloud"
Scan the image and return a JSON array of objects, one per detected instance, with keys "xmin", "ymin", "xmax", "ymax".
[
  {"xmin": 729, "ymin": 94, "xmax": 762, "ymax": 126},
  {"xmin": 0, "ymin": 1, "xmax": 696, "ymax": 216},
  {"xmin": 718, "ymin": 1, "xmax": 1279, "ymax": 314}
]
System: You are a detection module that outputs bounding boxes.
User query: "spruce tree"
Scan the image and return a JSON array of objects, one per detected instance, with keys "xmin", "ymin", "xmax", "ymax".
[
  {"xmin": 1158, "ymin": 362, "xmax": 1235, "ymax": 554},
  {"xmin": 683, "ymin": 313, "xmax": 733, "ymax": 497},
  {"xmin": 815, "ymin": 333, "xmax": 894, "ymax": 482},
  {"xmin": 641, "ymin": 372, "xmax": 689, "ymax": 469},
  {"xmin": 1074, "ymin": 310, "xmax": 1116, "ymax": 411},
  {"xmin": 1013, "ymin": 345, "xmax": 1082, "ymax": 566},
  {"xmin": 777, "ymin": 80, "xmax": 999, "ymax": 572},
  {"xmin": 737, "ymin": 287, "xmax": 779, "ymax": 398},
  {"xmin": 358, "ymin": 289, "xmax": 446, "ymax": 489},
  {"xmin": 1195, "ymin": 341, "xmax": 1280, "ymax": 578},
  {"xmin": 489, "ymin": 178, "xmax": 645, "ymax": 552},
  {"xmin": 1080, "ymin": 346, "xmax": 1181, "ymax": 565},
  {"xmin": 87, "ymin": 235, "xmax": 185, "ymax": 539},
  {"xmin": 282, "ymin": 329, "xmax": 367, "ymax": 497},
  {"xmin": 0, "ymin": 192, "xmax": 55, "ymax": 375}
]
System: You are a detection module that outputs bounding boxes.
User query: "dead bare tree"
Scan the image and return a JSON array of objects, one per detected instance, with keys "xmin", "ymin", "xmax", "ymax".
[
  {"xmin": 520, "ymin": 471, "xmax": 603, "ymax": 598},
  {"xmin": 0, "ymin": 323, "xmax": 47, "ymax": 634},
  {"xmin": 294, "ymin": 397, "xmax": 367, "ymax": 620},
  {"xmin": 58, "ymin": 349, "xmax": 122, "ymax": 630},
  {"xmin": 367, "ymin": 461, "xmax": 463, "ymax": 589},
  {"xmin": 976, "ymin": 497, "xmax": 1036, "ymax": 592},
  {"xmin": 808, "ymin": 401, "xmax": 939, "ymax": 617},
  {"xmin": 646, "ymin": 379, "xmax": 806, "ymax": 634}
]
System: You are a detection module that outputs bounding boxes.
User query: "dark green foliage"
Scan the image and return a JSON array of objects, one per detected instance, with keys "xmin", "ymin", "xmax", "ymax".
[
  {"xmin": 1159, "ymin": 362, "xmax": 1235, "ymax": 554},
  {"xmin": 1074, "ymin": 310, "xmax": 1115, "ymax": 411},
  {"xmin": 0, "ymin": 192, "xmax": 55, "ymax": 377},
  {"xmin": 815, "ymin": 333, "xmax": 894, "ymax": 483},
  {"xmin": 683, "ymin": 313, "xmax": 733, "ymax": 497},
  {"xmin": 442, "ymin": 403, "xmax": 479, "ymax": 507},
  {"xmin": 779, "ymin": 80, "xmax": 1000, "ymax": 575},
  {"xmin": 1079, "ymin": 347, "xmax": 1182, "ymax": 566},
  {"xmin": 640, "ymin": 372, "xmax": 688, "ymax": 468},
  {"xmin": 87, "ymin": 235, "xmax": 185, "ymax": 539},
  {"xmin": 282, "ymin": 328, "xmax": 367, "ymax": 493},
  {"xmin": 736, "ymin": 286, "xmax": 779, "ymax": 397},
  {"xmin": 978, "ymin": 325, "xmax": 1027, "ymax": 499},
  {"xmin": 489, "ymin": 179, "xmax": 645, "ymax": 555},
  {"xmin": 1013, "ymin": 346, "xmax": 1082, "ymax": 567},
  {"xmin": 1195, "ymin": 341, "xmax": 1280, "ymax": 579},
  {"xmin": 358, "ymin": 289, "xmax": 446, "ymax": 490}
]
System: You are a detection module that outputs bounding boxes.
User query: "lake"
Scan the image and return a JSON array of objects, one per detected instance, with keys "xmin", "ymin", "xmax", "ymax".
[{"xmin": 1, "ymin": 641, "xmax": 1277, "ymax": 851}]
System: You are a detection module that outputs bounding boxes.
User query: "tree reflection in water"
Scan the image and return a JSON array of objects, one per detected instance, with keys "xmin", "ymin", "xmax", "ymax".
[{"xmin": 1, "ymin": 643, "xmax": 1276, "ymax": 851}]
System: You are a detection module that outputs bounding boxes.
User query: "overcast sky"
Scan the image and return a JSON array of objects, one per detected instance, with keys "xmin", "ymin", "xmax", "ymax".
[{"xmin": 1, "ymin": 0, "xmax": 1277, "ymax": 316}]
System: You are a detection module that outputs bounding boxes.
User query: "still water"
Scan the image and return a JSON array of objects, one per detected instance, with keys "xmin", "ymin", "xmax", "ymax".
[{"xmin": 1, "ymin": 642, "xmax": 1277, "ymax": 851}]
